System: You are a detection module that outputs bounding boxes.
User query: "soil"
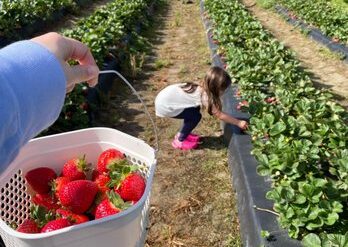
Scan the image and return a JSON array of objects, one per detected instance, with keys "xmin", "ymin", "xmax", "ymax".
[
  {"xmin": 242, "ymin": 0, "xmax": 348, "ymax": 108},
  {"xmin": 94, "ymin": 0, "xmax": 241, "ymax": 246}
]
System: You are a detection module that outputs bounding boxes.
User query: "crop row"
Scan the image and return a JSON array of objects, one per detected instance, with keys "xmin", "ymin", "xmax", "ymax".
[
  {"xmin": 204, "ymin": 0, "xmax": 347, "ymax": 244},
  {"xmin": 275, "ymin": 0, "xmax": 348, "ymax": 44},
  {"xmin": 45, "ymin": 0, "xmax": 152, "ymax": 133},
  {"xmin": 0, "ymin": 0, "xmax": 76, "ymax": 39}
]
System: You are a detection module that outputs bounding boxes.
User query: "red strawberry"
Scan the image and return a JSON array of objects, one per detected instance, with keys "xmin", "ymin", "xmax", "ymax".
[
  {"xmin": 94, "ymin": 173, "xmax": 111, "ymax": 194},
  {"xmin": 56, "ymin": 209, "xmax": 89, "ymax": 225},
  {"xmin": 62, "ymin": 156, "xmax": 89, "ymax": 180},
  {"xmin": 265, "ymin": 97, "xmax": 276, "ymax": 104},
  {"xmin": 95, "ymin": 191, "xmax": 130, "ymax": 219},
  {"xmin": 17, "ymin": 219, "xmax": 40, "ymax": 233},
  {"xmin": 41, "ymin": 218, "xmax": 71, "ymax": 233},
  {"xmin": 97, "ymin": 149, "xmax": 125, "ymax": 173},
  {"xmin": 91, "ymin": 169, "xmax": 100, "ymax": 181},
  {"xmin": 25, "ymin": 167, "xmax": 57, "ymax": 194},
  {"xmin": 51, "ymin": 176, "xmax": 71, "ymax": 198},
  {"xmin": 79, "ymin": 102, "xmax": 89, "ymax": 111},
  {"xmin": 58, "ymin": 180, "xmax": 98, "ymax": 214},
  {"xmin": 114, "ymin": 173, "xmax": 146, "ymax": 202},
  {"xmin": 32, "ymin": 193, "xmax": 59, "ymax": 211},
  {"xmin": 241, "ymin": 100, "xmax": 249, "ymax": 106}
]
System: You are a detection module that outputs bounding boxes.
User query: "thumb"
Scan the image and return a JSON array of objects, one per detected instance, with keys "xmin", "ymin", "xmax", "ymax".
[{"xmin": 65, "ymin": 64, "xmax": 99, "ymax": 87}]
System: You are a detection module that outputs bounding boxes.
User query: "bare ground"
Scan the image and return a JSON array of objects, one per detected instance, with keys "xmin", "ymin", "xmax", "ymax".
[
  {"xmin": 95, "ymin": 0, "xmax": 241, "ymax": 246},
  {"xmin": 242, "ymin": 0, "xmax": 348, "ymax": 108}
]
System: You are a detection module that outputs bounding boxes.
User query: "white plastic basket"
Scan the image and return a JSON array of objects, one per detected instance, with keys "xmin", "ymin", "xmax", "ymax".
[{"xmin": 0, "ymin": 71, "xmax": 158, "ymax": 247}]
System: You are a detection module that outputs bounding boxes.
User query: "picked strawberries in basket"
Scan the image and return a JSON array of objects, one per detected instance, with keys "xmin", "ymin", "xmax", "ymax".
[{"xmin": 17, "ymin": 148, "xmax": 146, "ymax": 233}]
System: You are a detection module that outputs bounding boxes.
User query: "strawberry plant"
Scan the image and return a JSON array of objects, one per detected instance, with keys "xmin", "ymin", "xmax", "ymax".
[
  {"xmin": 0, "ymin": 0, "xmax": 76, "ymax": 40},
  {"xmin": 204, "ymin": 0, "xmax": 348, "ymax": 244},
  {"xmin": 45, "ymin": 0, "xmax": 153, "ymax": 134},
  {"xmin": 275, "ymin": 0, "xmax": 348, "ymax": 44}
]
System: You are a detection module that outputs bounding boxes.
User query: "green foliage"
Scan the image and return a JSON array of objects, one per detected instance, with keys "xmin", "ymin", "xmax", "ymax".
[
  {"xmin": 0, "ymin": 0, "xmax": 76, "ymax": 39},
  {"xmin": 302, "ymin": 232, "xmax": 348, "ymax": 247},
  {"xmin": 47, "ymin": 0, "xmax": 153, "ymax": 133},
  {"xmin": 204, "ymin": 0, "xmax": 348, "ymax": 242},
  {"xmin": 276, "ymin": 0, "xmax": 348, "ymax": 44},
  {"xmin": 256, "ymin": 0, "xmax": 276, "ymax": 9}
]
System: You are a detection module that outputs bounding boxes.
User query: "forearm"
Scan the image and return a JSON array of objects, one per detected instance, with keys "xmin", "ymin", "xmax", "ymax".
[
  {"xmin": 214, "ymin": 111, "xmax": 240, "ymax": 126},
  {"xmin": 0, "ymin": 41, "xmax": 66, "ymax": 174}
]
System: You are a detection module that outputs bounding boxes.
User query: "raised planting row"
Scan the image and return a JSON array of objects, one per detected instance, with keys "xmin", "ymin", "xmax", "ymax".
[
  {"xmin": 43, "ymin": 0, "xmax": 153, "ymax": 134},
  {"xmin": 0, "ymin": 0, "xmax": 76, "ymax": 40},
  {"xmin": 204, "ymin": 0, "xmax": 348, "ymax": 245},
  {"xmin": 273, "ymin": 0, "xmax": 348, "ymax": 45}
]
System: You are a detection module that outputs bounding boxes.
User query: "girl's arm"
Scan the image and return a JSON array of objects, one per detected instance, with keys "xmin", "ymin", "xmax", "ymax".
[{"xmin": 213, "ymin": 110, "xmax": 248, "ymax": 130}]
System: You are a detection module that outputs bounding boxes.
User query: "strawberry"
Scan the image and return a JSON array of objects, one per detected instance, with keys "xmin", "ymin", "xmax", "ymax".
[
  {"xmin": 94, "ymin": 173, "xmax": 111, "ymax": 194},
  {"xmin": 58, "ymin": 180, "xmax": 98, "ymax": 214},
  {"xmin": 32, "ymin": 193, "xmax": 59, "ymax": 211},
  {"xmin": 91, "ymin": 169, "xmax": 100, "ymax": 181},
  {"xmin": 114, "ymin": 173, "xmax": 146, "ymax": 202},
  {"xmin": 17, "ymin": 219, "xmax": 40, "ymax": 233},
  {"xmin": 97, "ymin": 148, "xmax": 125, "ymax": 174},
  {"xmin": 79, "ymin": 102, "xmax": 89, "ymax": 111},
  {"xmin": 41, "ymin": 218, "xmax": 71, "ymax": 233},
  {"xmin": 265, "ymin": 97, "xmax": 276, "ymax": 104},
  {"xmin": 51, "ymin": 176, "xmax": 71, "ymax": 199},
  {"xmin": 56, "ymin": 209, "xmax": 89, "ymax": 225},
  {"xmin": 62, "ymin": 156, "xmax": 89, "ymax": 180},
  {"xmin": 25, "ymin": 167, "xmax": 57, "ymax": 193},
  {"xmin": 95, "ymin": 191, "xmax": 130, "ymax": 219}
]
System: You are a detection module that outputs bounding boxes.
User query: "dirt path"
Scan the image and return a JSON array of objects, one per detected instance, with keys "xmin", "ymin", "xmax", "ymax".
[
  {"xmin": 95, "ymin": 0, "xmax": 241, "ymax": 246},
  {"xmin": 242, "ymin": 0, "xmax": 348, "ymax": 108}
]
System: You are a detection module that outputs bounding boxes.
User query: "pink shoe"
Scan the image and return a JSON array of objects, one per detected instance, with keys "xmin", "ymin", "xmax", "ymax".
[
  {"xmin": 187, "ymin": 133, "xmax": 201, "ymax": 142},
  {"xmin": 172, "ymin": 137, "xmax": 198, "ymax": 150},
  {"xmin": 175, "ymin": 133, "xmax": 201, "ymax": 142}
]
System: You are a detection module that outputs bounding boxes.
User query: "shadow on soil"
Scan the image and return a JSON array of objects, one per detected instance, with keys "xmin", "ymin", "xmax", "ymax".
[
  {"xmin": 94, "ymin": 0, "xmax": 170, "ymax": 136},
  {"xmin": 198, "ymin": 135, "xmax": 226, "ymax": 150}
]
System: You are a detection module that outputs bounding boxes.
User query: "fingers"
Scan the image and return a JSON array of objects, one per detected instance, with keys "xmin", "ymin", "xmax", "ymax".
[
  {"xmin": 32, "ymin": 32, "xmax": 99, "ymax": 88},
  {"xmin": 64, "ymin": 64, "xmax": 99, "ymax": 90},
  {"xmin": 64, "ymin": 37, "xmax": 99, "ymax": 87}
]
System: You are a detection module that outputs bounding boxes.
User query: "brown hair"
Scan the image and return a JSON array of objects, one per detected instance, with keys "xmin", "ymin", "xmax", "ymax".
[
  {"xmin": 203, "ymin": 66, "xmax": 231, "ymax": 115},
  {"xmin": 180, "ymin": 67, "xmax": 231, "ymax": 115}
]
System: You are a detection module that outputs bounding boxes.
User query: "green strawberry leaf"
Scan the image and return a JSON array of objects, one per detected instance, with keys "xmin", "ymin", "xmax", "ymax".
[
  {"xmin": 269, "ymin": 121, "xmax": 286, "ymax": 136},
  {"xmin": 302, "ymin": 233, "xmax": 321, "ymax": 247}
]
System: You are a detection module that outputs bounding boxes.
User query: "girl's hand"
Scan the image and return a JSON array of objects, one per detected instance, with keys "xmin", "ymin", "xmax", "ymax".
[
  {"xmin": 31, "ymin": 32, "xmax": 99, "ymax": 92},
  {"xmin": 238, "ymin": 120, "xmax": 248, "ymax": 130}
]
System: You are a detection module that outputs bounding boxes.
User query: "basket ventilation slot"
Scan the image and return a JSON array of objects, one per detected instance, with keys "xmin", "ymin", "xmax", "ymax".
[{"xmin": 0, "ymin": 169, "xmax": 31, "ymax": 226}]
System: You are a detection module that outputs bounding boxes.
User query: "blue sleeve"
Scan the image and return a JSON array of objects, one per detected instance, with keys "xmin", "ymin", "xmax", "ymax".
[{"xmin": 0, "ymin": 41, "xmax": 66, "ymax": 174}]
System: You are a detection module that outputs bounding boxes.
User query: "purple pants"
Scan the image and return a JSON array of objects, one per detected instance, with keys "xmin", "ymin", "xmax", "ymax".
[{"xmin": 173, "ymin": 107, "xmax": 202, "ymax": 141}]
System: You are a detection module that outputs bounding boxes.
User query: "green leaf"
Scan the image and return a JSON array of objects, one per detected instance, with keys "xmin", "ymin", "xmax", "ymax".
[
  {"xmin": 294, "ymin": 194, "xmax": 306, "ymax": 204},
  {"xmin": 302, "ymin": 233, "xmax": 321, "ymax": 247},
  {"xmin": 261, "ymin": 230, "xmax": 270, "ymax": 238},
  {"xmin": 263, "ymin": 113, "xmax": 275, "ymax": 127},
  {"xmin": 306, "ymin": 217, "xmax": 324, "ymax": 230},
  {"xmin": 327, "ymin": 233, "xmax": 348, "ymax": 247},
  {"xmin": 324, "ymin": 212, "xmax": 339, "ymax": 226},
  {"xmin": 269, "ymin": 121, "xmax": 287, "ymax": 136}
]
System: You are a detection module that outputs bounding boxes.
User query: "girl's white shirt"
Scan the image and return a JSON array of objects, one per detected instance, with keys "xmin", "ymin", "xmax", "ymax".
[{"xmin": 155, "ymin": 83, "xmax": 208, "ymax": 117}]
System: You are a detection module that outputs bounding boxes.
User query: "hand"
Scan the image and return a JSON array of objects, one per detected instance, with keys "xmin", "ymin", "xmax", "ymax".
[
  {"xmin": 31, "ymin": 32, "xmax": 99, "ymax": 92},
  {"xmin": 237, "ymin": 120, "xmax": 248, "ymax": 130}
]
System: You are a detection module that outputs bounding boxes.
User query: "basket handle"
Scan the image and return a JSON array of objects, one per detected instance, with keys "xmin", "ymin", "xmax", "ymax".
[{"xmin": 99, "ymin": 70, "xmax": 159, "ymax": 153}]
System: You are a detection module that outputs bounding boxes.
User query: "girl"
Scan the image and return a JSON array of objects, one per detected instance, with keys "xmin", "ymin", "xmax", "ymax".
[{"xmin": 155, "ymin": 66, "xmax": 248, "ymax": 150}]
